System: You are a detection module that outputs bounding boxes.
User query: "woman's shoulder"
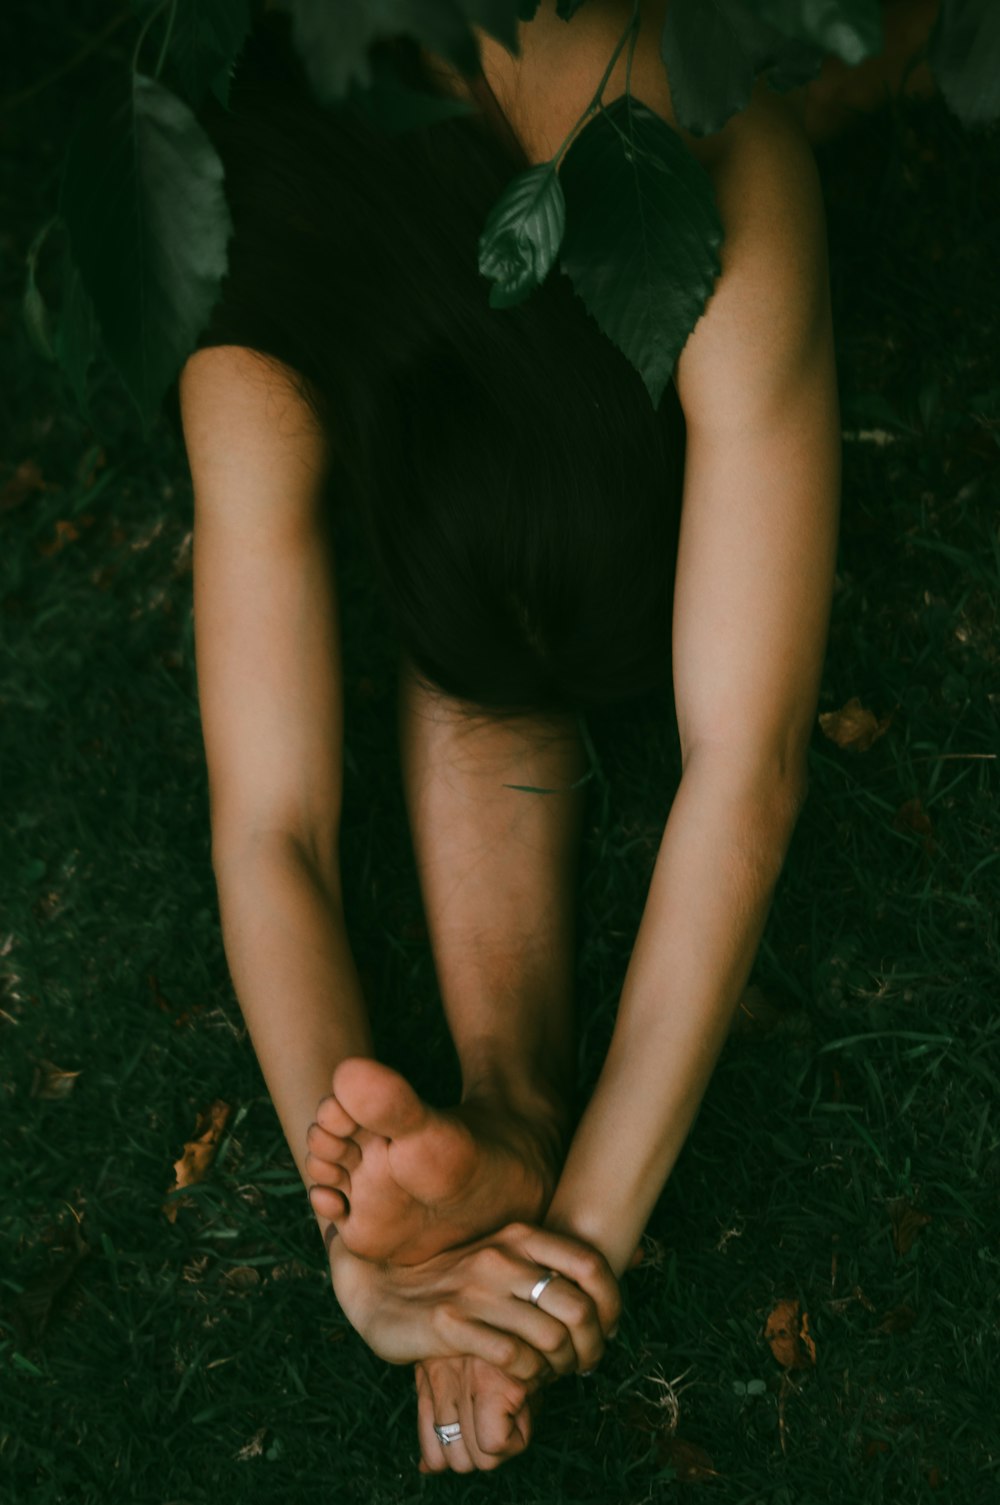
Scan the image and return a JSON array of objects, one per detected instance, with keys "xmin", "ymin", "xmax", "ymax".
[{"xmin": 463, "ymin": 0, "xmax": 781, "ymax": 172}]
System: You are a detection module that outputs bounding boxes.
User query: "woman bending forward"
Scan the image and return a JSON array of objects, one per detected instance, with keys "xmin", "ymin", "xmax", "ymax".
[{"xmin": 178, "ymin": 0, "xmax": 937, "ymax": 1476}]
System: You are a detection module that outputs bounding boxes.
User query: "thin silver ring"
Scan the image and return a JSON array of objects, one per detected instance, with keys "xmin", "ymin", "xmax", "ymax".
[
  {"xmin": 433, "ymin": 1421, "xmax": 463, "ymax": 1446},
  {"xmin": 528, "ymin": 1269, "xmax": 561, "ymax": 1306}
]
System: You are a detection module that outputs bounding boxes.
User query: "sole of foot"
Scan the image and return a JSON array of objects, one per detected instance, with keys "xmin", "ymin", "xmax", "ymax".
[{"xmin": 305, "ymin": 1058, "xmax": 564, "ymax": 1266}]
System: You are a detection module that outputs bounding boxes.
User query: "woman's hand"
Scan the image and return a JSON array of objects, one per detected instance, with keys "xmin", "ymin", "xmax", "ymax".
[
  {"xmin": 415, "ymin": 1355, "xmax": 539, "ymax": 1474},
  {"xmin": 412, "ymin": 1241, "xmax": 643, "ymax": 1473},
  {"xmin": 327, "ymin": 1219, "xmax": 622, "ymax": 1383}
]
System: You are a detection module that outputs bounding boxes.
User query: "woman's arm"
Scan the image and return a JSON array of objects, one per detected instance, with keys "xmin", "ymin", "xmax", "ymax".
[
  {"xmin": 181, "ymin": 346, "xmax": 373, "ymax": 1233},
  {"xmin": 544, "ymin": 90, "xmax": 841, "ymax": 1273}
]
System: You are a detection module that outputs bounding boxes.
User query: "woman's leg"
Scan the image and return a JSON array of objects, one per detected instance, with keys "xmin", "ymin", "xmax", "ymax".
[
  {"xmin": 393, "ymin": 652, "xmax": 585, "ymax": 1117},
  {"xmin": 308, "ymin": 652, "xmax": 588, "ymax": 1264},
  {"xmin": 785, "ymin": 0, "xmax": 940, "ymax": 144}
]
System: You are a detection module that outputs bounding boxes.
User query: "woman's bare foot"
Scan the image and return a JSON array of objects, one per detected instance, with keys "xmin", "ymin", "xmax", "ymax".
[{"xmin": 305, "ymin": 1058, "xmax": 566, "ymax": 1266}]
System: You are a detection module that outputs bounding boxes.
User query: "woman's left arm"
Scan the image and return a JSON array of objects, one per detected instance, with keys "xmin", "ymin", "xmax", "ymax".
[{"xmin": 544, "ymin": 88, "xmax": 842, "ymax": 1275}]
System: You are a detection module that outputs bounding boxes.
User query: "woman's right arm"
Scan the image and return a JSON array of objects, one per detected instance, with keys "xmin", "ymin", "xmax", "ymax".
[{"xmin": 180, "ymin": 345, "xmax": 372, "ymax": 1236}]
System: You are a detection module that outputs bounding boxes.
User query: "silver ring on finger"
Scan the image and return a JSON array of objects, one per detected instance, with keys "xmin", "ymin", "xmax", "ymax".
[
  {"xmin": 433, "ymin": 1421, "xmax": 463, "ymax": 1446},
  {"xmin": 528, "ymin": 1269, "xmax": 562, "ymax": 1307}
]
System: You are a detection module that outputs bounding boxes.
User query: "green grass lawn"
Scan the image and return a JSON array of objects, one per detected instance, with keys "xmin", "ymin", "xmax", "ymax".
[{"xmin": 2, "ymin": 18, "xmax": 998, "ymax": 1504}]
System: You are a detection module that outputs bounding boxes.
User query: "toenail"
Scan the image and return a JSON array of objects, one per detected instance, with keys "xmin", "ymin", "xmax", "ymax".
[
  {"xmin": 608, "ymin": 1324, "xmax": 620, "ymax": 1340},
  {"xmin": 580, "ymin": 1369, "xmax": 596, "ymax": 1378}
]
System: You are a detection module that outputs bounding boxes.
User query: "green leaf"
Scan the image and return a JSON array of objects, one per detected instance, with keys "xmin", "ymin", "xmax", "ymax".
[
  {"xmin": 58, "ymin": 71, "xmax": 233, "ymax": 434},
  {"xmin": 660, "ymin": 0, "xmax": 825, "ymax": 136},
  {"xmin": 557, "ymin": 95, "xmax": 723, "ymax": 410},
  {"xmin": 22, "ymin": 218, "xmax": 58, "ymax": 363},
  {"xmin": 164, "ymin": 0, "xmax": 253, "ymax": 109},
  {"xmin": 478, "ymin": 162, "xmax": 566, "ymax": 309},
  {"xmin": 756, "ymin": 0, "xmax": 883, "ymax": 67},
  {"xmin": 927, "ymin": 0, "xmax": 1000, "ymax": 128},
  {"xmin": 53, "ymin": 242, "xmax": 103, "ymax": 421}
]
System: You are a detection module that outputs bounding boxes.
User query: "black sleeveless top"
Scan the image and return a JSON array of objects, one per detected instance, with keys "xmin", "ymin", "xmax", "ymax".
[{"xmin": 162, "ymin": 23, "xmax": 529, "ymax": 447}]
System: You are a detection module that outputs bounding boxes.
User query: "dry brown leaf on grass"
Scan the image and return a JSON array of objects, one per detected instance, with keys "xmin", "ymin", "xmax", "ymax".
[
  {"xmin": 30, "ymin": 1059, "xmax": 82, "ymax": 1100},
  {"xmin": 656, "ymin": 1436, "xmax": 719, "ymax": 1482},
  {"xmin": 874, "ymin": 1303, "xmax": 917, "ymax": 1335},
  {"xmin": 818, "ymin": 696, "xmax": 895, "ymax": 752},
  {"xmin": 889, "ymin": 1196, "xmax": 932, "ymax": 1255},
  {"xmin": 0, "ymin": 458, "xmax": 47, "ymax": 511},
  {"xmin": 10, "ymin": 1219, "xmax": 90, "ymax": 1346},
  {"xmin": 764, "ymin": 1298, "xmax": 817, "ymax": 1370},
  {"xmin": 163, "ymin": 1099, "xmax": 232, "ymax": 1222},
  {"xmin": 893, "ymin": 797, "xmax": 936, "ymax": 854}
]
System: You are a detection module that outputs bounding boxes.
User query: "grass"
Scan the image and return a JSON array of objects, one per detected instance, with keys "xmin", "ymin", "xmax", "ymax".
[{"xmin": 1, "ymin": 10, "xmax": 998, "ymax": 1504}]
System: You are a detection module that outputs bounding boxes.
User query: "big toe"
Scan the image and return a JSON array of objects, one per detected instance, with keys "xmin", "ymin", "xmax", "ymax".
[{"xmin": 332, "ymin": 1058, "xmax": 430, "ymax": 1141}]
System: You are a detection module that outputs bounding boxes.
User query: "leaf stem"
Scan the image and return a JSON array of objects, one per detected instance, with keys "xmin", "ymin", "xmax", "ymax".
[
  {"xmin": 153, "ymin": 0, "xmax": 179, "ymax": 80},
  {"xmin": 547, "ymin": 0, "xmax": 641, "ymax": 169},
  {"xmin": 2, "ymin": 6, "xmax": 134, "ymax": 112},
  {"xmin": 131, "ymin": 0, "xmax": 171, "ymax": 76}
]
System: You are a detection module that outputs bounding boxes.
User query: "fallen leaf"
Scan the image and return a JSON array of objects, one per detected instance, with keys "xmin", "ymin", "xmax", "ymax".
[
  {"xmin": 656, "ymin": 1436, "xmax": 719, "ymax": 1481},
  {"xmin": 889, "ymin": 1197, "xmax": 932, "ymax": 1256},
  {"xmin": 764, "ymin": 1298, "xmax": 816, "ymax": 1370},
  {"xmin": 892, "ymin": 797, "xmax": 936, "ymax": 854},
  {"xmin": 36, "ymin": 519, "xmax": 81, "ymax": 557},
  {"xmin": 235, "ymin": 1427, "xmax": 267, "ymax": 1461},
  {"xmin": 9, "ymin": 1221, "xmax": 89, "ymax": 1345},
  {"xmin": 148, "ymin": 971, "xmax": 203, "ymax": 1028},
  {"xmin": 224, "ymin": 1265, "xmax": 260, "ymax": 1289},
  {"xmin": 0, "ymin": 459, "xmax": 46, "ymax": 511},
  {"xmin": 874, "ymin": 1303, "xmax": 917, "ymax": 1335},
  {"xmin": 163, "ymin": 1099, "xmax": 232, "ymax": 1222},
  {"xmin": 818, "ymin": 696, "xmax": 894, "ymax": 752},
  {"xmin": 30, "ymin": 1059, "xmax": 82, "ymax": 1101}
]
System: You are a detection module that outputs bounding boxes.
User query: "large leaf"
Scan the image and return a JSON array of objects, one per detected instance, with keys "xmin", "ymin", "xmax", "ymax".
[
  {"xmin": 53, "ymin": 241, "xmax": 103, "ymax": 421},
  {"xmin": 661, "ymin": 0, "xmax": 824, "ymax": 137},
  {"xmin": 557, "ymin": 96, "xmax": 723, "ymax": 410},
  {"xmin": 927, "ymin": 0, "xmax": 1000, "ymax": 128},
  {"xmin": 756, "ymin": 0, "xmax": 883, "ymax": 66},
  {"xmin": 165, "ymin": 0, "xmax": 253, "ymax": 109},
  {"xmin": 478, "ymin": 162, "xmax": 567, "ymax": 307},
  {"xmin": 58, "ymin": 71, "xmax": 232, "ymax": 433},
  {"xmin": 22, "ymin": 218, "xmax": 57, "ymax": 363}
]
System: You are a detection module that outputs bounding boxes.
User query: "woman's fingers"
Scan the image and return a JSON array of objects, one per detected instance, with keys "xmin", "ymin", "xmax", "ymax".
[
  {"xmin": 434, "ymin": 1308, "xmax": 550, "ymax": 1384},
  {"xmin": 506, "ymin": 1224, "xmax": 622, "ymax": 1338},
  {"xmin": 420, "ymin": 1360, "xmax": 476, "ymax": 1474},
  {"xmin": 468, "ymin": 1359, "xmax": 533, "ymax": 1465},
  {"xmin": 415, "ymin": 1364, "xmax": 448, "ymax": 1475},
  {"xmin": 519, "ymin": 1269, "xmax": 606, "ymax": 1374},
  {"xmin": 412, "ymin": 1366, "xmax": 445, "ymax": 1468}
]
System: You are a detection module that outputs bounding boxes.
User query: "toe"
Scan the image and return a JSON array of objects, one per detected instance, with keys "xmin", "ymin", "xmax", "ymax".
[
  {"xmin": 332, "ymin": 1058, "xmax": 429, "ymax": 1141},
  {"xmin": 306, "ymin": 1121, "xmax": 361, "ymax": 1171},
  {"xmin": 316, "ymin": 1092, "xmax": 359, "ymax": 1138},
  {"xmin": 309, "ymin": 1183, "xmax": 349, "ymax": 1220},
  {"xmin": 304, "ymin": 1154, "xmax": 351, "ymax": 1196}
]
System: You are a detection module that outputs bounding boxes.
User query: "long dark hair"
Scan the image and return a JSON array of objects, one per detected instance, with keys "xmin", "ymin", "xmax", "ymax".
[{"xmin": 179, "ymin": 8, "xmax": 687, "ymax": 721}]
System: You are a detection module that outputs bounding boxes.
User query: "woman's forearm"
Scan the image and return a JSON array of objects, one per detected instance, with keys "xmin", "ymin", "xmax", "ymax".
[
  {"xmin": 211, "ymin": 832, "xmax": 373, "ymax": 1216},
  {"xmin": 543, "ymin": 752, "xmax": 806, "ymax": 1277}
]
